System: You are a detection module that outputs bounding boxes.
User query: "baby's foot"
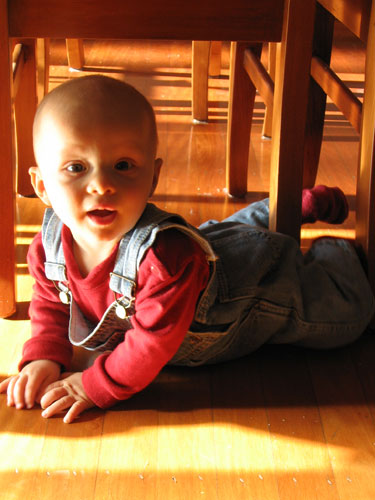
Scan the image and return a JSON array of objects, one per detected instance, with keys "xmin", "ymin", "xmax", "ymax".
[{"xmin": 302, "ymin": 185, "xmax": 349, "ymax": 224}]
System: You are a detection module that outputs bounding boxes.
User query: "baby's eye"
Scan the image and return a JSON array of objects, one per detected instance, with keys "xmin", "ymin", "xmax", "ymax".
[
  {"xmin": 66, "ymin": 163, "xmax": 85, "ymax": 173},
  {"xmin": 115, "ymin": 160, "xmax": 134, "ymax": 171}
]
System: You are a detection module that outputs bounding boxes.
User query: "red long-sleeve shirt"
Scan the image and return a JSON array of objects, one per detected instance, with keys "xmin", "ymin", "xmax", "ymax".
[{"xmin": 22, "ymin": 224, "xmax": 209, "ymax": 408}]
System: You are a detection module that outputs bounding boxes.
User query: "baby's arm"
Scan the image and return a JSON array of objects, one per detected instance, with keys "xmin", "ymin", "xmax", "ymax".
[
  {"xmin": 3, "ymin": 229, "xmax": 80, "ymax": 419},
  {"xmin": 82, "ymin": 231, "xmax": 211, "ymax": 410},
  {"xmin": 0, "ymin": 359, "xmax": 61, "ymax": 409}
]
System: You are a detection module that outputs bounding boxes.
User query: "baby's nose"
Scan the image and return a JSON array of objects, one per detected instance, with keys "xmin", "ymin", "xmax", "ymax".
[{"xmin": 87, "ymin": 171, "xmax": 115, "ymax": 195}]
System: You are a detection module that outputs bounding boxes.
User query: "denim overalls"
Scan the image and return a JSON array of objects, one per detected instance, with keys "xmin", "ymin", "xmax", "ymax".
[{"xmin": 42, "ymin": 200, "xmax": 375, "ymax": 367}]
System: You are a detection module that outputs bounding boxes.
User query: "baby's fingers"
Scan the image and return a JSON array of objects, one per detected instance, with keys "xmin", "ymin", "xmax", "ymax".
[
  {"xmin": 40, "ymin": 385, "xmax": 67, "ymax": 410},
  {"xmin": 0, "ymin": 376, "xmax": 18, "ymax": 406},
  {"xmin": 41, "ymin": 389, "xmax": 74, "ymax": 419},
  {"xmin": 62, "ymin": 401, "xmax": 90, "ymax": 424},
  {"xmin": 0, "ymin": 377, "xmax": 12, "ymax": 394},
  {"xmin": 7, "ymin": 374, "xmax": 27, "ymax": 409}
]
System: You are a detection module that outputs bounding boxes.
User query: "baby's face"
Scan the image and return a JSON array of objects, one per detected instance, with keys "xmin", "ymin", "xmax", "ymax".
[{"xmin": 32, "ymin": 108, "xmax": 161, "ymax": 252}]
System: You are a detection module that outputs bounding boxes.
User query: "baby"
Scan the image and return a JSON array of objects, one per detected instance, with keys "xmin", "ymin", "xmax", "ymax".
[{"xmin": 1, "ymin": 75, "xmax": 373, "ymax": 423}]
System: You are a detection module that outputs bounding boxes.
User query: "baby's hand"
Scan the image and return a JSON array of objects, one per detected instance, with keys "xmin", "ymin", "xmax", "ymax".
[
  {"xmin": 40, "ymin": 372, "xmax": 95, "ymax": 423},
  {"xmin": 0, "ymin": 359, "xmax": 61, "ymax": 410}
]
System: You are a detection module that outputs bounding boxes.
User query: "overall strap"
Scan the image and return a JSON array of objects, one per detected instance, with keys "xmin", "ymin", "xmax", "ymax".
[
  {"xmin": 109, "ymin": 203, "xmax": 217, "ymax": 301},
  {"xmin": 41, "ymin": 208, "xmax": 67, "ymax": 281},
  {"xmin": 41, "ymin": 204, "xmax": 217, "ymax": 308}
]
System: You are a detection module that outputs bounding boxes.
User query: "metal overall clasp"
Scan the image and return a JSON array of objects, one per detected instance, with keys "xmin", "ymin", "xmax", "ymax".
[
  {"xmin": 110, "ymin": 272, "xmax": 137, "ymax": 319},
  {"xmin": 52, "ymin": 281, "xmax": 71, "ymax": 305}
]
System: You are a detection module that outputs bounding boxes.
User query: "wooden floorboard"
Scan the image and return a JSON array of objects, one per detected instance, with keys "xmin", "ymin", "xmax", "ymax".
[{"xmin": 1, "ymin": 24, "xmax": 375, "ymax": 499}]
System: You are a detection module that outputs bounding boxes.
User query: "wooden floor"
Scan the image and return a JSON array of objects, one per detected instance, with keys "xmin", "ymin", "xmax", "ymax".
[{"xmin": 2, "ymin": 26, "xmax": 375, "ymax": 500}]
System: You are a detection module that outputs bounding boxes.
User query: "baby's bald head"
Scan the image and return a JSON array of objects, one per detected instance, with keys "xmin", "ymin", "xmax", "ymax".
[{"xmin": 33, "ymin": 75, "xmax": 158, "ymax": 164}]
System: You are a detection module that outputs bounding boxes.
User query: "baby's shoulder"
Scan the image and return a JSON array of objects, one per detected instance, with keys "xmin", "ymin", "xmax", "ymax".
[
  {"xmin": 27, "ymin": 230, "xmax": 45, "ymax": 260},
  {"xmin": 145, "ymin": 228, "xmax": 208, "ymax": 277}
]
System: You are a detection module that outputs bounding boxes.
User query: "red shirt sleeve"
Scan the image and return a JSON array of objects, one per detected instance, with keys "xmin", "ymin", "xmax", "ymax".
[
  {"xmin": 82, "ymin": 230, "xmax": 210, "ymax": 408},
  {"xmin": 21, "ymin": 232, "xmax": 73, "ymax": 370}
]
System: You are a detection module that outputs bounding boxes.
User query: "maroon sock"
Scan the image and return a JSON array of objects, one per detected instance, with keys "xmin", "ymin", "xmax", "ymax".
[{"xmin": 301, "ymin": 185, "xmax": 349, "ymax": 224}]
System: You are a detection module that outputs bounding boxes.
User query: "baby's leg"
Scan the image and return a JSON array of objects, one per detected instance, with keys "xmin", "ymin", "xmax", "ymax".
[
  {"xmin": 269, "ymin": 237, "xmax": 374, "ymax": 349},
  {"xmin": 220, "ymin": 198, "xmax": 271, "ymax": 228},
  {"xmin": 199, "ymin": 198, "xmax": 271, "ymax": 230},
  {"xmin": 199, "ymin": 185, "xmax": 348, "ymax": 230}
]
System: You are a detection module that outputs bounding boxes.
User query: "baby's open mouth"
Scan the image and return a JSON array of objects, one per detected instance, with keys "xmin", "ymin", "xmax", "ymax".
[{"xmin": 87, "ymin": 209, "xmax": 117, "ymax": 225}]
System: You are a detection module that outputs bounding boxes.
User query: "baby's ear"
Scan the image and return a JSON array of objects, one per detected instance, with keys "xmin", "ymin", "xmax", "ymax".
[
  {"xmin": 28, "ymin": 166, "xmax": 51, "ymax": 206},
  {"xmin": 149, "ymin": 157, "xmax": 163, "ymax": 197}
]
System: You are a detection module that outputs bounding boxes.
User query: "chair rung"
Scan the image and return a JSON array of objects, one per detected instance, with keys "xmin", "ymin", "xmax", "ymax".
[
  {"xmin": 243, "ymin": 48, "xmax": 274, "ymax": 108},
  {"xmin": 311, "ymin": 55, "xmax": 362, "ymax": 133}
]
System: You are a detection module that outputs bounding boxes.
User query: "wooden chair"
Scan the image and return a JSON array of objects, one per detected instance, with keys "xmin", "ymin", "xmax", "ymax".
[
  {"xmin": 0, "ymin": 0, "xmax": 316, "ymax": 318},
  {"xmin": 42, "ymin": 38, "xmax": 217, "ymax": 124},
  {"xmin": 307, "ymin": 0, "xmax": 374, "ymax": 288},
  {"xmin": 12, "ymin": 40, "xmax": 38, "ymax": 196},
  {"xmin": 227, "ymin": 1, "xmax": 317, "ymax": 230},
  {"xmin": 192, "ymin": 41, "xmax": 276, "ymax": 136},
  {"xmin": 63, "ymin": 39, "xmax": 222, "ymax": 125},
  {"xmin": 226, "ymin": 0, "xmax": 375, "ymax": 282},
  {"xmin": 287, "ymin": 0, "xmax": 374, "ymax": 288},
  {"xmin": 227, "ymin": 0, "xmax": 373, "ymax": 188},
  {"xmin": 192, "ymin": 41, "xmax": 223, "ymax": 123}
]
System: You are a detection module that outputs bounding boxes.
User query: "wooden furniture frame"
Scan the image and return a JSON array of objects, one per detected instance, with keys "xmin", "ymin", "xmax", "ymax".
[
  {"xmin": 308, "ymin": 0, "xmax": 375, "ymax": 288},
  {"xmin": 12, "ymin": 39, "xmax": 38, "ymax": 195},
  {"xmin": 0, "ymin": 0, "xmax": 316, "ymax": 317},
  {"xmin": 227, "ymin": 0, "xmax": 316, "ymax": 211},
  {"xmin": 192, "ymin": 40, "xmax": 223, "ymax": 123},
  {"xmin": 220, "ymin": 0, "xmax": 375, "ymax": 291},
  {"xmin": 226, "ymin": 0, "xmax": 374, "ymax": 190},
  {"xmin": 192, "ymin": 41, "xmax": 276, "ymax": 136},
  {"xmin": 54, "ymin": 38, "xmax": 220, "ymax": 123}
]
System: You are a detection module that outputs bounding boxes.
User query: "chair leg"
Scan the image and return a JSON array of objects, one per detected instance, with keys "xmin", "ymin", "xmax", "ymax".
[
  {"xmin": 355, "ymin": 0, "xmax": 375, "ymax": 293},
  {"xmin": 303, "ymin": 3, "xmax": 335, "ymax": 188},
  {"xmin": 269, "ymin": 0, "xmax": 316, "ymax": 240},
  {"xmin": 66, "ymin": 39, "xmax": 84, "ymax": 70},
  {"xmin": 192, "ymin": 41, "xmax": 210, "ymax": 122},
  {"xmin": 0, "ymin": 3, "xmax": 16, "ymax": 318},
  {"xmin": 36, "ymin": 38, "xmax": 50, "ymax": 103},
  {"xmin": 13, "ymin": 39, "xmax": 37, "ymax": 196},
  {"xmin": 226, "ymin": 41, "xmax": 261, "ymax": 197},
  {"xmin": 208, "ymin": 41, "xmax": 222, "ymax": 76},
  {"xmin": 262, "ymin": 42, "xmax": 277, "ymax": 139}
]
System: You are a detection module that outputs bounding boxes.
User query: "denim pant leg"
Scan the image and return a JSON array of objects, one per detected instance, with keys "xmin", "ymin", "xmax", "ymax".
[
  {"xmin": 266, "ymin": 237, "xmax": 375, "ymax": 349},
  {"xmin": 199, "ymin": 199, "xmax": 270, "ymax": 230}
]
